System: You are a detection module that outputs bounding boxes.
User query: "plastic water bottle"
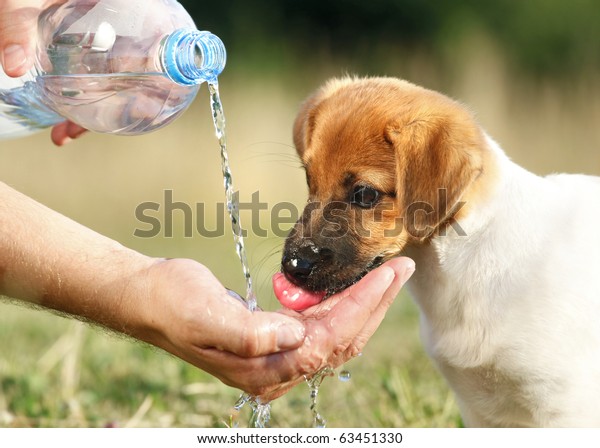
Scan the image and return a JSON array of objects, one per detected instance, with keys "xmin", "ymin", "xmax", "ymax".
[{"xmin": 0, "ymin": 0, "xmax": 226, "ymax": 139}]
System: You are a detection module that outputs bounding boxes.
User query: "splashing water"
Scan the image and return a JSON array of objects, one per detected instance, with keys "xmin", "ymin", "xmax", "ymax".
[
  {"xmin": 208, "ymin": 82, "xmax": 257, "ymax": 312},
  {"xmin": 248, "ymin": 399, "xmax": 272, "ymax": 428},
  {"xmin": 306, "ymin": 367, "xmax": 334, "ymax": 428},
  {"xmin": 232, "ymin": 393, "xmax": 272, "ymax": 428}
]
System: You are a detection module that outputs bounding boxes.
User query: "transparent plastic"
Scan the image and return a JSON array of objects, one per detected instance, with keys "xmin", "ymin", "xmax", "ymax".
[{"xmin": 0, "ymin": 0, "xmax": 226, "ymax": 139}]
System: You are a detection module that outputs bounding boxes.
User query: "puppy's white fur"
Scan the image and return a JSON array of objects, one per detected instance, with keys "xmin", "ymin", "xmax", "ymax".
[{"xmin": 405, "ymin": 135, "xmax": 600, "ymax": 427}]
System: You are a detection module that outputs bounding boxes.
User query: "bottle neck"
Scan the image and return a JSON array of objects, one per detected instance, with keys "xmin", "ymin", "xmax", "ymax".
[{"xmin": 162, "ymin": 29, "xmax": 226, "ymax": 85}]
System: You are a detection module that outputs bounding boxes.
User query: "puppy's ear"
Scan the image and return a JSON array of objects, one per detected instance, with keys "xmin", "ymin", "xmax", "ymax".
[
  {"xmin": 386, "ymin": 108, "xmax": 484, "ymax": 241},
  {"xmin": 294, "ymin": 77, "xmax": 361, "ymax": 158},
  {"xmin": 293, "ymin": 92, "xmax": 324, "ymax": 158}
]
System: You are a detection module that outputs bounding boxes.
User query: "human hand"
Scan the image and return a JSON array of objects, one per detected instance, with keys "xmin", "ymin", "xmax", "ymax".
[
  {"xmin": 0, "ymin": 0, "xmax": 87, "ymax": 145},
  {"xmin": 137, "ymin": 258, "xmax": 308, "ymax": 389},
  {"xmin": 143, "ymin": 257, "xmax": 414, "ymax": 399}
]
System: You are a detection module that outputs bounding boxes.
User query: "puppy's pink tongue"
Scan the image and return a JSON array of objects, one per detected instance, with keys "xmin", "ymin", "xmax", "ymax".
[{"xmin": 272, "ymin": 272, "xmax": 327, "ymax": 311}]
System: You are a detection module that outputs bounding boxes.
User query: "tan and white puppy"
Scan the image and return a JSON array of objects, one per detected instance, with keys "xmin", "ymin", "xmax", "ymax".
[{"xmin": 273, "ymin": 76, "xmax": 600, "ymax": 427}]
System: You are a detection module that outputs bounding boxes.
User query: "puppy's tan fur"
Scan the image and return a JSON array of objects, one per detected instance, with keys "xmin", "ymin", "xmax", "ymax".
[{"xmin": 293, "ymin": 77, "xmax": 496, "ymax": 254}]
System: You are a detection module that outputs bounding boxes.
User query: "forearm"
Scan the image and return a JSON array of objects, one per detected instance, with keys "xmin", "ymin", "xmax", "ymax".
[{"xmin": 0, "ymin": 181, "xmax": 155, "ymax": 336}]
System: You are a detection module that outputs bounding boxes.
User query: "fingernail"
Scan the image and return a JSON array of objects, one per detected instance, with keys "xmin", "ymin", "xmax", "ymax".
[
  {"xmin": 2, "ymin": 44, "xmax": 28, "ymax": 74},
  {"xmin": 276, "ymin": 322, "xmax": 305, "ymax": 350},
  {"xmin": 403, "ymin": 260, "xmax": 416, "ymax": 281}
]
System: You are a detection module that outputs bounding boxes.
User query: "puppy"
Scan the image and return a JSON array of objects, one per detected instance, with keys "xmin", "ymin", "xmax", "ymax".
[{"xmin": 272, "ymin": 76, "xmax": 600, "ymax": 427}]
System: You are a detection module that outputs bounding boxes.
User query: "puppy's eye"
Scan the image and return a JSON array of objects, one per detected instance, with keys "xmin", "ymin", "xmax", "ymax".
[{"xmin": 351, "ymin": 185, "xmax": 380, "ymax": 208}]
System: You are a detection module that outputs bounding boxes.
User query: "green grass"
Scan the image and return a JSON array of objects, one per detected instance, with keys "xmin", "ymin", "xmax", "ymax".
[{"xmin": 1, "ymin": 42, "xmax": 600, "ymax": 427}]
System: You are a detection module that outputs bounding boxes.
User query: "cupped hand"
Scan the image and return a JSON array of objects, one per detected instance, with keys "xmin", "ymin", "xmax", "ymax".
[{"xmin": 145, "ymin": 257, "xmax": 414, "ymax": 399}]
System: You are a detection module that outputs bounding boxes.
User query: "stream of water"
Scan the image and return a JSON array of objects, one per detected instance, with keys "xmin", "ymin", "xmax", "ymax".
[{"xmin": 208, "ymin": 81, "xmax": 335, "ymax": 428}]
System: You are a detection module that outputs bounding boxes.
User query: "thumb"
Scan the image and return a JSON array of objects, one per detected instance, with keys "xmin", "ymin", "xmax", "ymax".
[
  {"xmin": 204, "ymin": 302, "xmax": 306, "ymax": 357},
  {"xmin": 0, "ymin": 3, "xmax": 42, "ymax": 77}
]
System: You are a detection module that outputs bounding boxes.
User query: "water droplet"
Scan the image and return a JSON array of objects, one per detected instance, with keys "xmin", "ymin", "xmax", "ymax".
[
  {"xmin": 338, "ymin": 370, "xmax": 352, "ymax": 382},
  {"xmin": 313, "ymin": 413, "xmax": 327, "ymax": 428}
]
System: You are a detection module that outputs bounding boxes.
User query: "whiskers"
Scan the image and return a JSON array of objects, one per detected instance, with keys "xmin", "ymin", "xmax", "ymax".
[
  {"xmin": 250, "ymin": 237, "xmax": 286, "ymax": 310},
  {"xmin": 239, "ymin": 141, "xmax": 301, "ymax": 169}
]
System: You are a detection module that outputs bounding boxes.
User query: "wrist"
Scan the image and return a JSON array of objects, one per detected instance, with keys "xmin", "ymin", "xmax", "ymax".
[{"xmin": 114, "ymin": 256, "xmax": 171, "ymax": 347}]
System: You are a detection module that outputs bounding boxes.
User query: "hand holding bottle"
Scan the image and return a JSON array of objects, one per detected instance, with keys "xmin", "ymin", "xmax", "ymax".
[
  {"xmin": 0, "ymin": 0, "xmax": 87, "ymax": 145},
  {"xmin": 1, "ymin": 0, "xmax": 224, "ymax": 143}
]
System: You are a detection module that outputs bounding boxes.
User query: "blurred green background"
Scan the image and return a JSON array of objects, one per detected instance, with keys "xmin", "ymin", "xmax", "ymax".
[{"xmin": 1, "ymin": 0, "xmax": 600, "ymax": 427}]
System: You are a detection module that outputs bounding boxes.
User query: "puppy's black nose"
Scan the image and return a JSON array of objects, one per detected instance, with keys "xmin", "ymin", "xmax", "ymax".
[
  {"xmin": 282, "ymin": 255, "xmax": 314, "ymax": 281},
  {"xmin": 282, "ymin": 246, "xmax": 334, "ymax": 285}
]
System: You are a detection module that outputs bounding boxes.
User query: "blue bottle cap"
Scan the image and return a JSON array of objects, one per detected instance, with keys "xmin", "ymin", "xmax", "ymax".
[{"xmin": 164, "ymin": 28, "xmax": 226, "ymax": 85}]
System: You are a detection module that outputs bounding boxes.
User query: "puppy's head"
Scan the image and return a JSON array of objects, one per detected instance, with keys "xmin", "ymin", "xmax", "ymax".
[{"xmin": 275, "ymin": 77, "xmax": 488, "ymax": 310}]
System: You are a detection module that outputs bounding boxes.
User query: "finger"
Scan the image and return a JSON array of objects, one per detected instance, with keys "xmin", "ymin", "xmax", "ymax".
[
  {"xmin": 50, "ymin": 122, "xmax": 70, "ymax": 146},
  {"xmin": 51, "ymin": 122, "xmax": 88, "ymax": 146},
  {"xmin": 272, "ymin": 258, "xmax": 415, "ymax": 381},
  {"xmin": 186, "ymin": 345, "xmax": 301, "ymax": 397},
  {"xmin": 306, "ymin": 258, "xmax": 412, "ymax": 353},
  {"xmin": 0, "ymin": 3, "xmax": 42, "ymax": 76},
  {"xmin": 198, "ymin": 298, "xmax": 306, "ymax": 357},
  {"xmin": 341, "ymin": 257, "xmax": 415, "ymax": 356}
]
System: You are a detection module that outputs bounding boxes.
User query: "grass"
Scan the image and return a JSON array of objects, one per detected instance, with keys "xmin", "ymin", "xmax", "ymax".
[{"xmin": 1, "ymin": 41, "xmax": 600, "ymax": 427}]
